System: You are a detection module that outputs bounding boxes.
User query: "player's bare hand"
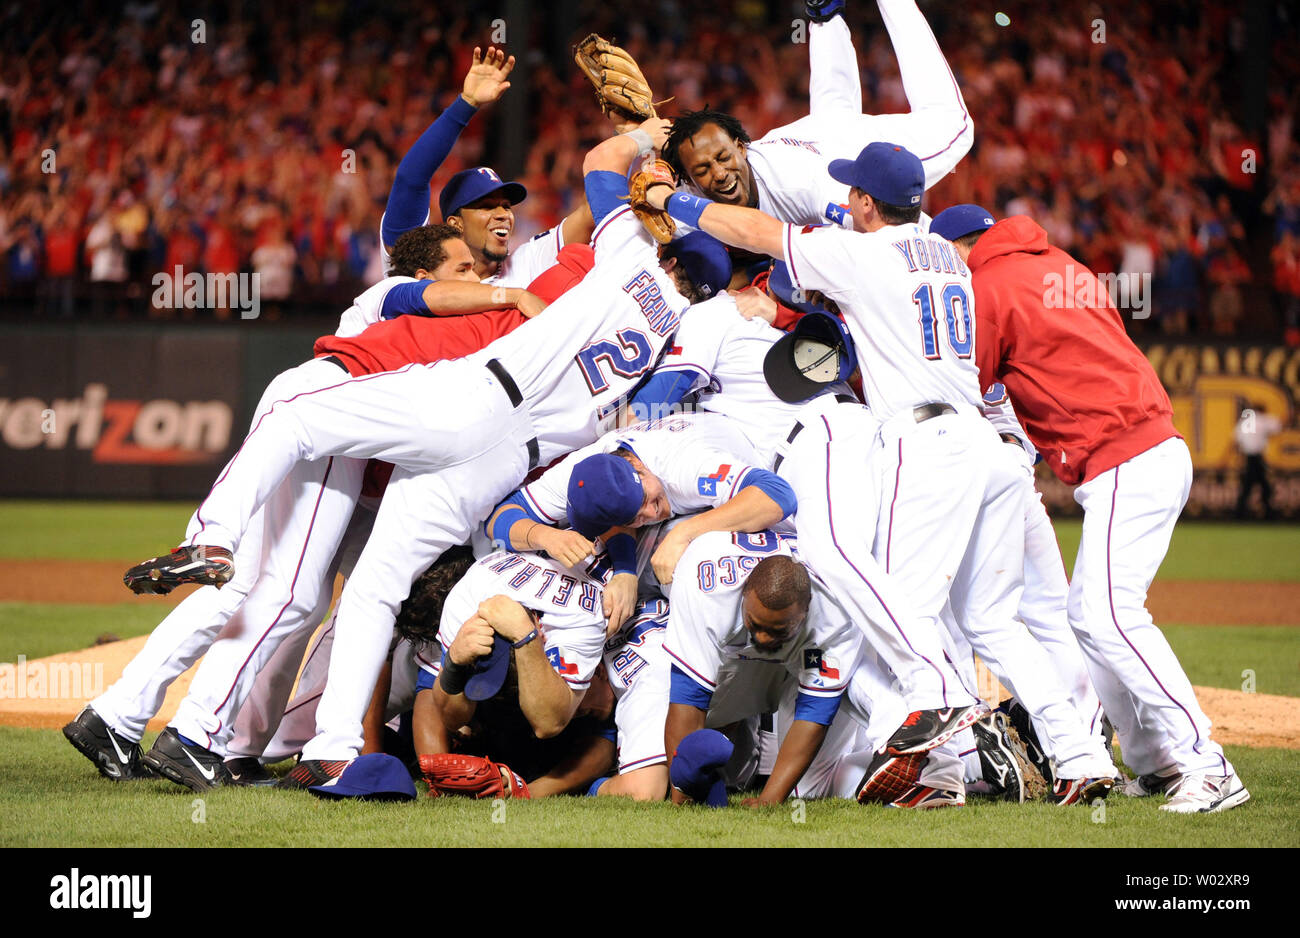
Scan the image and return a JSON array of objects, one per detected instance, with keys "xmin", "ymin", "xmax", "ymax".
[
  {"xmin": 651, "ymin": 528, "xmax": 692, "ymax": 585},
  {"xmin": 638, "ymin": 117, "xmax": 674, "ymax": 152},
  {"xmin": 477, "ymin": 595, "xmax": 536, "ymax": 643},
  {"xmin": 730, "ymin": 285, "xmax": 778, "ymax": 324},
  {"xmin": 602, "ymin": 572, "xmax": 638, "ymax": 636},
  {"xmin": 448, "ymin": 615, "xmax": 496, "ymax": 666},
  {"xmin": 461, "ymin": 46, "xmax": 515, "ymax": 108},
  {"xmin": 644, "ymin": 183, "xmax": 673, "ymax": 212},
  {"xmin": 514, "ymin": 289, "xmax": 548, "ymax": 319},
  {"xmin": 532, "ymin": 527, "xmax": 594, "ymax": 567}
]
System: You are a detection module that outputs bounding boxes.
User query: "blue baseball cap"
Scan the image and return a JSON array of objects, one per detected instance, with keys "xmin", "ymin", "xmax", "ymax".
[
  {"xmin": 438, "ymin": 166, "xmax": 528, "ymax": 219},
  {"xmin": 763, "ymin": 311, "xmax": 858, "ymax": 403},
  {"xmin": 670, "ymin": 729, "xmax": 734, "ymax": 807},
  {"xmin": 567, "ymin": 453, "xmax": 644, "ymax": 539},
  {"xmin": 828, "ymin": 142, "xmax": 924, "ymax": 208},
  {"xmin": 767, "ymin": 259, "xmax": 830, "ymax": 316},
  {"xmin": 662, "ymin": 231, "xmax": 733, "ymax": 300},
  {"xmin": 930, "ymin": 203, "xmax": 996, "ymax": 242},
  {"xmin": 308, "ymin": 753, "xmax": 416, "ymax": 801}
]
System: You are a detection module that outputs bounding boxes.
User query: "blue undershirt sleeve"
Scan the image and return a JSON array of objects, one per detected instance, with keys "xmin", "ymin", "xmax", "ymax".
[
  {"xmin": 379, "ymin": 280, "xmax": 435, "ymax": 320},
  {"xmin": 584, "ymin": 170, "xmax": 631, "ymax": 225},
  {"xmin": 382, "ymin": 96, "xmax": 478, "ymax": 247},
  {"xmin": 487, "ymin": 491, "xmax": 546, "ymax": 550},
  {"xmin": 737, "ymin": 469, "xmax": 798, "ymax": 518},
  {"xmin": 627, "ymin": 369, "xmax": 703, "ymax": 423},
  {"xmin": 669, "ymin": 666, "xmax": 714, "ymax": 710},
  {"xmin": 793, "ymin": 691, "xmax": 842, "ymax": 726}
]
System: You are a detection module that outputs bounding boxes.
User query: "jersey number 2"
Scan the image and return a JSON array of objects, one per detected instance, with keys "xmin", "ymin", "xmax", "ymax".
[
  {"xmin": 913, "ymin": 283, "xmax": 972, "ymax": 359},
  {"xmin": 576, "ymin": 328, "xmax": 655, "ymax": 395}
]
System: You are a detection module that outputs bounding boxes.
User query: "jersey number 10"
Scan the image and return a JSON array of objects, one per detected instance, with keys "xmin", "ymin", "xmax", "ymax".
[{"xmin": 913, "ymin": 283, "xmax": 973, "ymax": 360}]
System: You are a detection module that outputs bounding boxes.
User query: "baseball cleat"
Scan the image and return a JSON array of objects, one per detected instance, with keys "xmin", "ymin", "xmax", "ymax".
[
  {"xmin": 885, "ymin": 701, "xmax": 989, "ymax": 755},
  {"xmin": 1121, "ymin": 770, "xmax": 1180, "ymax": 798},
  {"xmin": 225, "ymin": 757, "xmax": 277, "ymax": 787},
  {"xmin": 62, "ymin": 707, "xmax": 155, "ymax": 781},
  {"xmin": 275, "ymin": 758, "xmax": 351, "ymax": 790},
  {"xmin": 856, "ymin": 750, "xmax": 928, "ymax": 804},
  {"xmin": 886, "ymin": 785, "xmax": 965, "ymax": 810},
  {"xmin": 1049, "ymin": 775, "xmax": 1115, "ymax": 806},
  {"xmin": 970, "ymin": 712, "xmax": 1027, "ymax": 802},
  {"xmin": 805, "ymin": 0, "xmax": 846, "ymax": 23},
  {"xmin": 142, "ymin": 727, "xmax": 231, "ymax": 791},
  {"xmin": 123, "ymin": 545, "xmax": 234, "ymax": 595},
  {"xmin": 1001, "ymin": 698, "xmax": 1054, "ymax": 785},
  {"xmin": 1158, "ymin": 773, "xmax": 1250, "ymax": 814}
]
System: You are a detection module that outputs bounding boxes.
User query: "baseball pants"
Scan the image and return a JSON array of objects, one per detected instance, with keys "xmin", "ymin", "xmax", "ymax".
[
  {"xmin": 776, "ymin": 400, "xmax": 977, "ymax": 714},
  {"xmin": 91, "ymin": 357, "xmax": 343, "ymax": 742},
  {"xmin": 1068, "ymin": 437, "xmax": 1233, "ymax": 779},
  {"xmin": 795, "ymin": 0, "xmax": 973, "ymax": 188}
]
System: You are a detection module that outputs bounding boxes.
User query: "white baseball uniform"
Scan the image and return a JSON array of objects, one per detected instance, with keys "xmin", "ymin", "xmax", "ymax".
[
  {"xmin": 603, "ymin": 598, "xmax": 671, "ymax": 773},
  {"xmin": 693, "ymin": 2, "xmax": 971, "ymax": 227},
  {"xmin": 514, "ymin": 411, "xmax": 765, "ymax": 529},
  {"xmin": 665, "ymin": 529, "xmax": 964, "ymax": 798},
  {"xmin": 291, "ymin": 202, "xmax": 691, "ymax": 762},
  {"xmin": 645, "ymin": 293, "xmax": 854, "ymax": 455},
  {"xmin": 783, "ymin": 221, "xmax": 1114, "ymax": 778},
  {"xmin": 417, "ymin": 550, "xmax": 610, "ymax": 698}
]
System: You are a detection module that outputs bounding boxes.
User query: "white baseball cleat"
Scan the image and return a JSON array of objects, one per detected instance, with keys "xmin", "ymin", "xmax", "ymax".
[
  {"xmin": 1121, "ymin": 770, "xmax": 1179, "ymax": 798},
  {"xmin": 1158, "ymin": 772, "xmax": 1250, "ymax": 814}
]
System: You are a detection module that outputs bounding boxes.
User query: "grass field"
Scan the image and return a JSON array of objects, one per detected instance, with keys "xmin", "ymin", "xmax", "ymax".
[{"xmin": 1, "ymin": 500, "xmax": 1298, "ymax": 848}]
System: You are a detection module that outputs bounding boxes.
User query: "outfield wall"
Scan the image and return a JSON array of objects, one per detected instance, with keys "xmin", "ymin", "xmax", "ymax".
[{"xmin": 1, "ymin": 325, "xmax": 1297, "ymax": 518}]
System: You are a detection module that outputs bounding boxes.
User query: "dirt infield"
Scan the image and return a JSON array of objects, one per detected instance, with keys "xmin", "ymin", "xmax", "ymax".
[{"xmin": 4, "ymin": 560, "xmax": 1299, "ymax": 625}]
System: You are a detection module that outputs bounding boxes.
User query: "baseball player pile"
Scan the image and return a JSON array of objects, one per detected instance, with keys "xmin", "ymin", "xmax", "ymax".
[{"xmin": 63, "ymin": 0, "xmax": 1248, "ymax": 817}]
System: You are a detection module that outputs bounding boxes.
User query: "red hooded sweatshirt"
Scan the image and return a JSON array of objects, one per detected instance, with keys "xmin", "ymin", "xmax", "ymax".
[{"xmin": 968, "ymin": 216, "xmax": 1178, "ymax": 485}]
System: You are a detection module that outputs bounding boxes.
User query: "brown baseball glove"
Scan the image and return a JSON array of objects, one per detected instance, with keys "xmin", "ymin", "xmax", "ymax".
[
  {"xmin": 573, "ymin": 33, "xmax": 661, "ymax": 123},
  {"xmin": 625, "ymin": 158, "xmax": 678, "ymax": 244},
  {"xmin": 418, "ymin": 753, "xmax": 531, "ymax": 800}
]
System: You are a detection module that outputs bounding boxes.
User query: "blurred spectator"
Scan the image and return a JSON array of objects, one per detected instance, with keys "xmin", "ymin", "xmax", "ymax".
[
  {"xmin": 1234, "ymin": 403, "xmax": 1283, "ymax": 519},
  {"xmin": 1206, "ymin": 247, "xmax": 1251, "ymax": 336},
  {"xmin": 252, "ymin": 221, "xmax": 296, "ymax": 303}
]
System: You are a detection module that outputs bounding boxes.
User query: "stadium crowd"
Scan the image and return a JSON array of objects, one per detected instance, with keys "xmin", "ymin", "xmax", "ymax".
[{"xmin": 0, "ymin": 0, "xmax": 1296, "ymax": 339}]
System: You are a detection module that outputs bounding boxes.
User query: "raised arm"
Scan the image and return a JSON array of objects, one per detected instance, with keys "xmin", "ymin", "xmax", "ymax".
[
  {"xmin": 382, "ymin": 47, "xmax": 515, "ymax": 249},
  {"xmin": 646, "ymin": 186, "xmax": 785, "ymax": 259}
]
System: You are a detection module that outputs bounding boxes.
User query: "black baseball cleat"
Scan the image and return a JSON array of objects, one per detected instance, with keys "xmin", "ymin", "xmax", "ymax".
[
  {"xmin": 970, "ymin": 712, "xmax": 1027, "ymax": 802},
  {"xmin": 886, "ymin": 701, "xmax": 989, "ymax": 755},
  {"xmin": 225, "ymin": 757, "xmax": 277, "ymax": 787},
  {"xmin": 805, "ymin": 0, "xmax": 846, "ymax": 24},
  {"xmin": 63, "ymin": 707, "xmax": 155, "ymax": 781},
  {"xmin": 1049, "ymin": 776, "xmax": 1115, "ymax": 806},
  {"xmin": 123, "ymin": 545, "xmax": 234, "ymax": 595},
  {"xmin": 275, "ymin": 759, "xmax": 351, "ymax": 791},
  {"xmin": 1002, "ymin": 698, "xmax": 1054, "ymax": 785},
  {"xmin": 142, "ymin": 727, "xmax": 230, "ymax": 791},
  {"xmin": 856, "ymin": 750, "xmax": 928, "ymax": 804}
]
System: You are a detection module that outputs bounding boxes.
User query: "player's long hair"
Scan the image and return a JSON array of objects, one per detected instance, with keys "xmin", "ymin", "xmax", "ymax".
[
  {"xmin": 393, "ymin": 545, "xmax": 477, "ymax": 650},
  {"xmin": 388, "ymin": 223, "xmax": 464, "ymax": 278},
  {"xmin": 662, "ymin": 107, "xmax": 752, "ymax": 179}
]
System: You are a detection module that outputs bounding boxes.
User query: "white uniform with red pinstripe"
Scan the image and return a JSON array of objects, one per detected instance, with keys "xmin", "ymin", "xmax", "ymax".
[
  {"xmin": 418, "ymin": 550, "xmax": 610, "ymax": 699},
  {"xmin": 697, "ymin": 1, "xmax": 971, "ymax": 227},
  {"xmin": 780, "ymin": 221, "xmax": 1116, "ymax": 781}
]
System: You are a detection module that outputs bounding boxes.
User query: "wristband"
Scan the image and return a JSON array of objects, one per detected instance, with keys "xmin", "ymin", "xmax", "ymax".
[
  {"xmin": 626, "ymin": 128, "xmax": 654, "ymax": 158},
  {"xmin": 665, "ymin": 192, "xmax": 711, "ymax": 228},
  {"xmin": 511, "ymin": 628, "xmax": 539, "ymax": 649},
  {"xmin": 439, "ymin": 659, "xmax": 471, "ymax": 696}
]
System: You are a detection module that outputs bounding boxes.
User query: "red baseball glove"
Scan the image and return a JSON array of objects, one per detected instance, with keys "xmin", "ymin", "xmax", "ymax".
[{"xmin": 418, "ymin": 753, "xmax": 531, "ymax": 800}]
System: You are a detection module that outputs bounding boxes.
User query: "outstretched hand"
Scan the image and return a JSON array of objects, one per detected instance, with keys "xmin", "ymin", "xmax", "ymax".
[{"xmin": 461, "ymin": 46, "xmax": 515, "ymax": 108}]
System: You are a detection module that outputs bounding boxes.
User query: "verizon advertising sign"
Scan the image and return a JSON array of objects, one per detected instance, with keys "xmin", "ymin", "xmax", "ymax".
[{"xmin": 0, "ymin": 328, "xmax": 244, "ymax": 497}]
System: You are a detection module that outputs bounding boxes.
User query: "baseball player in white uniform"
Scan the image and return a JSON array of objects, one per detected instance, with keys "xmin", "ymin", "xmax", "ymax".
[
  {"xmin": 664, "ymin": 0, "xmax": 972, "ymax": 231},
  {"xmin": 66, "ymin": 226, "xmax": 492, "ymax": 785},
  {"xmin": 665, "ymin": 530, "xmax": 966, "ymax": 807},
  {"xmin": 417, "ymin": 550, "xmax": 611, "ymax": 748},
  {"xmin": 137, "ymin": 122, "xmax": 730, "ymax": 787},
  {"xmin": 647, "ymin": 144, "xmax": 1119, "ymax": 798}
]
